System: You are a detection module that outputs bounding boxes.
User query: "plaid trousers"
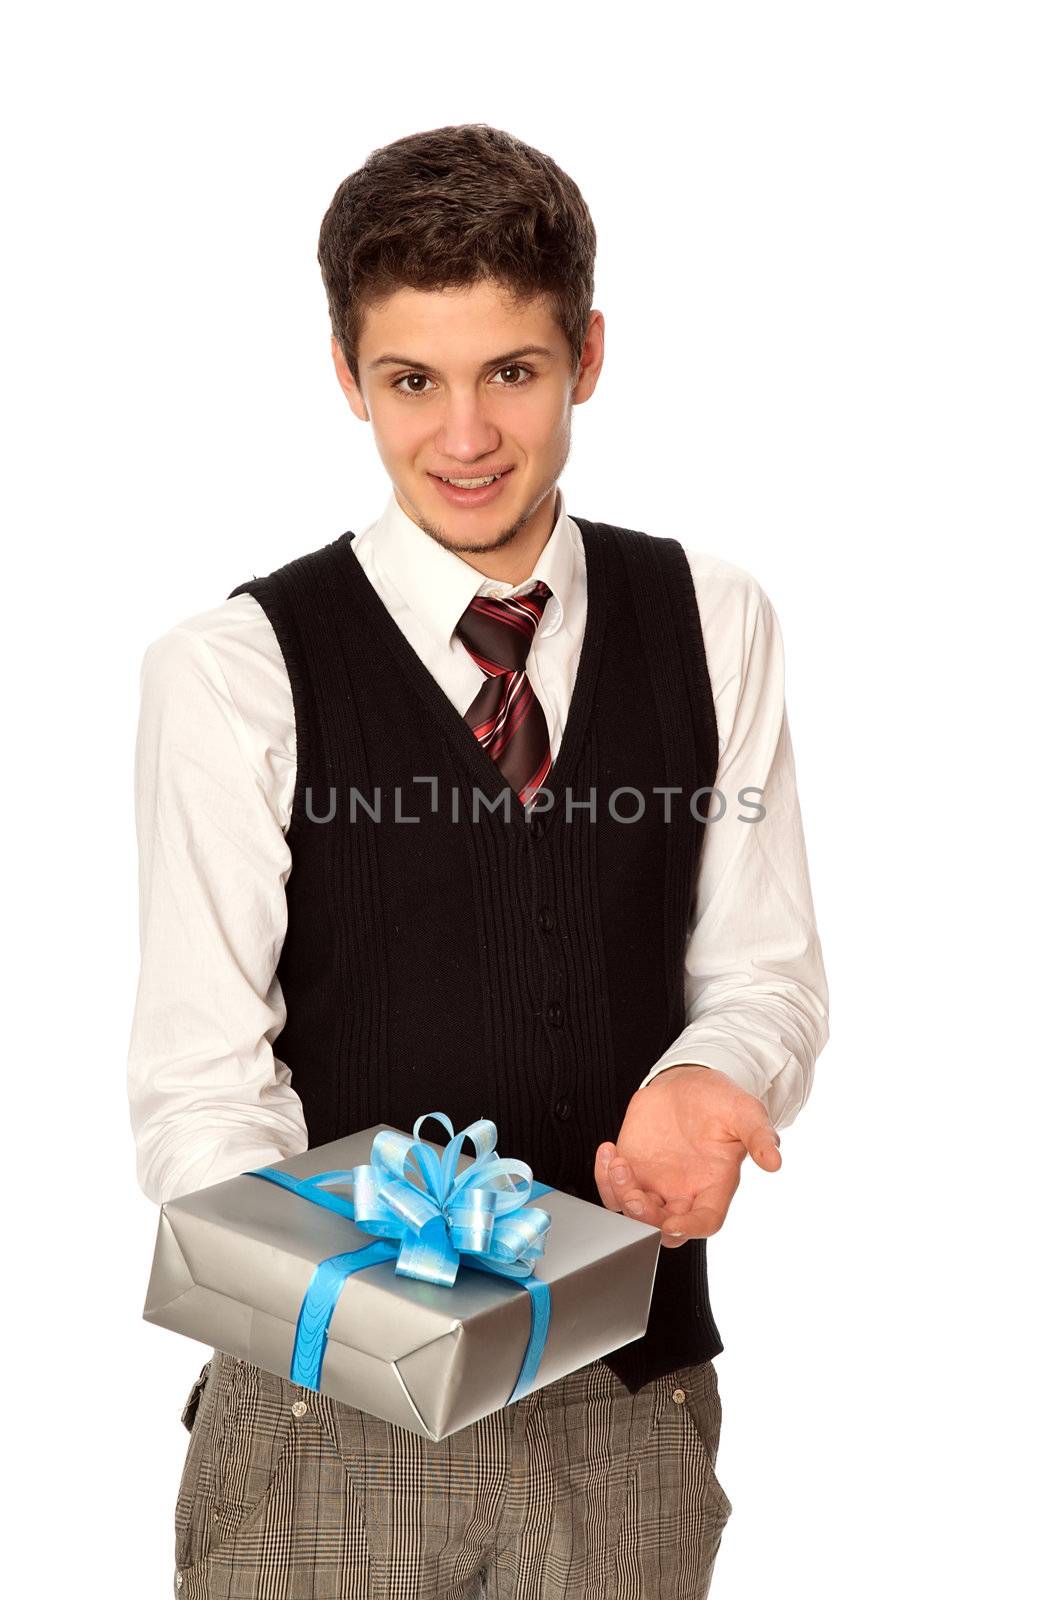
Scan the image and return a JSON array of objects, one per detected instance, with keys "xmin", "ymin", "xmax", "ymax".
[{"xmin": 173, "ymin": 1347, "xmax": 732, "ymax": 1599}]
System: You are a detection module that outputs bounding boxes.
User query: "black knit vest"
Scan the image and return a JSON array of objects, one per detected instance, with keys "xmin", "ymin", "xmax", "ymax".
[{"xmin": 228, "ymin": 515, "xmax": 724, "ymax": 1393}]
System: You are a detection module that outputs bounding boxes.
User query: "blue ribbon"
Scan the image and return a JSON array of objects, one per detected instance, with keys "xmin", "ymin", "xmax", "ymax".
[{"xmin": 244, "ymin": 1113, "xmax": 555, "ymax": 1404}]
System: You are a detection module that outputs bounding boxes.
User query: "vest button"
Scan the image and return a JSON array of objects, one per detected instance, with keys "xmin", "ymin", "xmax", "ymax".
[
  {"xmin": 546, "ymin": 1000, "xmax": 564, "ymax": 1028},
  {"xmin": 537, "ymin": 907, "xmax": 555, "ymax": 933},
  {"xmin": 554, "ymin": 1097, "xmax": 573, "ymax": 1121}
]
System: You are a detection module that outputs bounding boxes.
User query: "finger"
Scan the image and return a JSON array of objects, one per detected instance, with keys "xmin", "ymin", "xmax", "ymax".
[
  {"xmin": 607, "ymin": 1155, "xmax": 668, "ymax": 1225},
  {"xmin": 617, "ymin": 1186, "xmax": 668, "ymax": 1226},
  {"xmin": 661, "ymin": 1177, "xmax": 737, "ymax": 1242},
  {"xmin": 660, "ymin": 1205, "xmax": 726, "ymax": 1242},
  {"xmin": 731, "ymin": 1094, "xmax": 783, "ymax": 1172},
  {"xmin": 654, "ymin": 1194, "xmax": 690, "ymax": 1244},
  {"xmin": 595, "ymin": 1143, "xmax": 621, "ymax": 1209}
]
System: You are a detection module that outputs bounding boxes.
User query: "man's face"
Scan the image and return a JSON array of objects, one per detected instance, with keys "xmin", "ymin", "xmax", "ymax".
[{"xmin": 331, "ymin": 279, "xmax": 603, "ymax": 559}]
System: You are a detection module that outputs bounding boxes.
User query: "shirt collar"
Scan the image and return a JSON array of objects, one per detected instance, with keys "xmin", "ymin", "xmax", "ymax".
[{"xmin": 364, "ymin": 484, "xmax": 577, "ymax": 652}]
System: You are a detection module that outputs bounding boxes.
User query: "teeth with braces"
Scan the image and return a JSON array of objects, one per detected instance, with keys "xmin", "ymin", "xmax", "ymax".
[{"xmin": 440, "ymin": 474, "xmax": 503, "ymax": 488}]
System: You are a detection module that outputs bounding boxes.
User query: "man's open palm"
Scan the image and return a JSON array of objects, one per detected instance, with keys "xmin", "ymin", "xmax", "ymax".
[{"xmin": 594, "ymin": 1065, "xmax": 782, "ymax": 1246}]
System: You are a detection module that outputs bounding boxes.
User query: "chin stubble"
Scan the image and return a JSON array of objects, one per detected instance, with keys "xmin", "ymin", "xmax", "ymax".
[{"xmin": 414, "ymin": 502, "xmax": 537, "ymax": 555}]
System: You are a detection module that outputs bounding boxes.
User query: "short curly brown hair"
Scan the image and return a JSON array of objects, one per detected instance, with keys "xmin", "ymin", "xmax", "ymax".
[{"xmin": 317, "ymin": 124, "xmax": 596, "ymax": 386}]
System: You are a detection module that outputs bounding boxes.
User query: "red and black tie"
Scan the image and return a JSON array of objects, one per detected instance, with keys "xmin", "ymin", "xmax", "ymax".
[{"xmin": 454, "ymin": 580, "xmax": 554, "ymax": 807}]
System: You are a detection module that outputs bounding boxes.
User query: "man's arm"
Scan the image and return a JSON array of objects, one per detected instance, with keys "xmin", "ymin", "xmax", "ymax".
[
  {"xmin": 127, "ymin": 621, "xmax": 308, "ymax": 1205},
  {"xmin": 637, "ymin": 561, "xmax": 829, "ymax": 1128},
  {"xmin": 597, "ymin": 559, "xmax": 828, "ymax": 1238}
]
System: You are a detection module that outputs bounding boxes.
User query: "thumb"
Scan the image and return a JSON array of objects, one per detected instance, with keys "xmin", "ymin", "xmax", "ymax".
[{"xmin": 731, "ymin": 1092, "xmax": 782, "ymax": 1172}]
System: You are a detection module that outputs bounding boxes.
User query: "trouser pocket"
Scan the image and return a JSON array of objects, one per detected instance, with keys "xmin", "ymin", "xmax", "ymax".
[
  {"xmin": 180, "ymin": 1360, "xmax": 213, "ymax": 1433},
  {"xmin": 174, "ymin": 1352, "xmax": 302, "ymax": 1579},
  {"xmin": 175, "ymin": 1354, "xmax": 225, "ymax": 1571},
  {"xmin": 671, "ymin": 1357, "xmax": 733, "ymax": 1519}
]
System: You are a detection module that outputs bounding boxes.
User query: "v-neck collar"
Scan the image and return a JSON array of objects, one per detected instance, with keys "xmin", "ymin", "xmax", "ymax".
[{"xmin": 329, "ymin": 514, "xmax": 607, "ymax": 831}]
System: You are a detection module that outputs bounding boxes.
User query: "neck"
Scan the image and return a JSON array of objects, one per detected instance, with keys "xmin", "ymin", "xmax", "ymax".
[{"xmin": 469, "ymin": 488, "xmax": 560, "ymax": 586}]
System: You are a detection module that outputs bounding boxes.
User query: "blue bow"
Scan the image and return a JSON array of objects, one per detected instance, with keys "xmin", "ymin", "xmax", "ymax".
[
  {"xmin": 245, "ymin": 1113, "xmax": 555, "ymax": 1405},
  {"xmin": 350, "ymin": 1112, "xmax": 552, "ymax": 1285}
]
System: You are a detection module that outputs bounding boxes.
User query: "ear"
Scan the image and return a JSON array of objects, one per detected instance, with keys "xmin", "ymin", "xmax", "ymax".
[
  {"xmin": 571, "ymin": 310, "xmax": 605, "ymax": 406},
  {"xmin": 331, "ymin": 336, "xmax": 369, "ymax": 422}
]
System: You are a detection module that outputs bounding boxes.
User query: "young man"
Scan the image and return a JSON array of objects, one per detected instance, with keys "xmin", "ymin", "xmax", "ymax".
[{"xmin": 128, "ymin": 123, "xmax": 829, "ymax": 1599}]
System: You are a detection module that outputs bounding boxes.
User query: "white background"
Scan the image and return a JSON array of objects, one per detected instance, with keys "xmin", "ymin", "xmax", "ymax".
[{"xmin": 4, "ymin": 3, "xmax": 1060, "ymax": 1595}]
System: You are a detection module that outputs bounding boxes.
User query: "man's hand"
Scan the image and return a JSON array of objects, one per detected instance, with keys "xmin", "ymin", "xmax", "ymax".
[{"xmin": 593, "ymin": 1065, "xmax": 782, "ymax": 1247}]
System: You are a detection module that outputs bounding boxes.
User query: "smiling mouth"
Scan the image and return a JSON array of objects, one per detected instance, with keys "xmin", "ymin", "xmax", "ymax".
[{"xmin": 431, "ymin": 468, "xmax": 512, "ymax": 489}]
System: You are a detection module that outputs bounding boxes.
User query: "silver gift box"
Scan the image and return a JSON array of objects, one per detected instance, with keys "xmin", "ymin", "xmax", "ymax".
[{"xmin": 143, "ymin": 1124, "xmax": 661, "ymax": 1440}]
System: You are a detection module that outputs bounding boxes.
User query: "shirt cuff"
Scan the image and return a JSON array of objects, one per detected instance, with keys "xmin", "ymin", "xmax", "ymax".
[{"xmin": 638, "ymin": 1045, "xmax": 796, "ymax": 1130}]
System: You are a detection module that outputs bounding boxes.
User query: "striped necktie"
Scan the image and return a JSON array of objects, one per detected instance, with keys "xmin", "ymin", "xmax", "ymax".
[{"xmin": 454, "ymin": 580, "xmax": 554, "ymax": 807}]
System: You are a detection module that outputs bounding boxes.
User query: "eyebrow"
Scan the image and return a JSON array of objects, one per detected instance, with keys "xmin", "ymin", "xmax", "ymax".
[{"xmin": 367, "ymin": 345, "xmax": 556, "ymax": 374}]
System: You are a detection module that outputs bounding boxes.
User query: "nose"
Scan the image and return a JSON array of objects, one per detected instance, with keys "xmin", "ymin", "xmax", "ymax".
[{"xmin": 435, "ymin": 388, "xmax": 501, "ymax": 464}]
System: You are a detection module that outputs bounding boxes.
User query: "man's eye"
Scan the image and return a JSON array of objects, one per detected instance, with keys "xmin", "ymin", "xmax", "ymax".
[
  {"xmin": 491, "ymin": 364, "xmax": 533, "ymax": 387},
  {"xmin": 394, "ymin": 373, "xmax": 435, "ymax": 396}
]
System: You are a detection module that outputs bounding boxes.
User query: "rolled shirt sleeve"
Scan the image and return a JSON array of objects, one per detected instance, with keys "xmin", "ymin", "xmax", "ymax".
[
  {"xmin": 126, "ymin": 612, "xmax": 308, "ymax": 1204},
  {"xmin": 639, "ymin": 556, "xmax": 830, "ymax": 1129}
]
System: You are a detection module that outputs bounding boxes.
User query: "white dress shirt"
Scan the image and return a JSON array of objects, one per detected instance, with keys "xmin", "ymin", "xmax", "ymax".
[{"xmin": 127, "ymin": 488, "xmax": 829, "ymax": 1204}]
